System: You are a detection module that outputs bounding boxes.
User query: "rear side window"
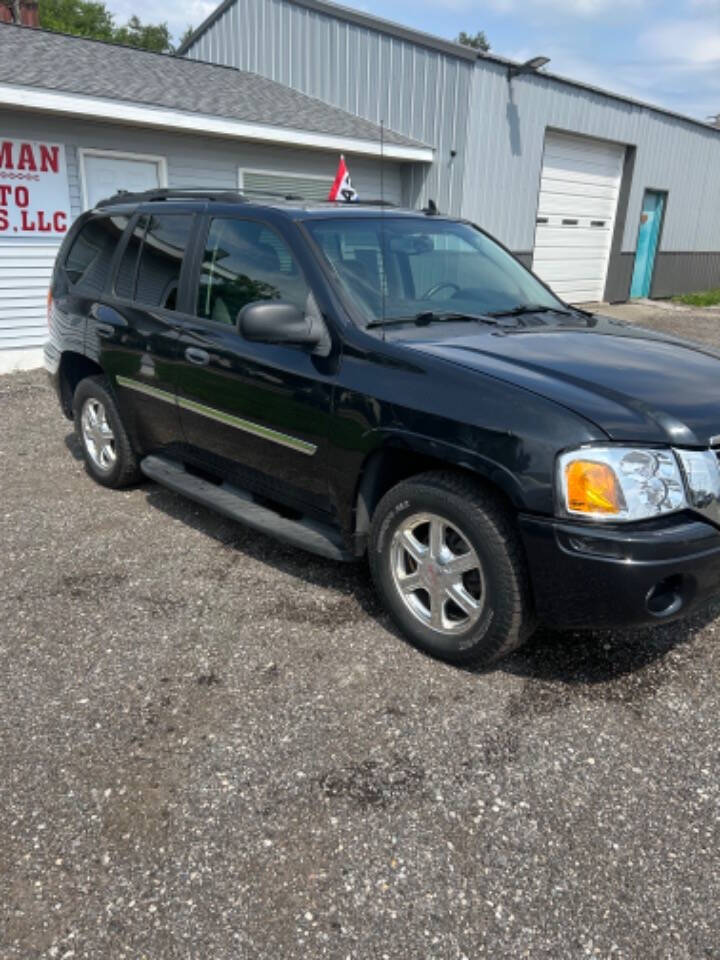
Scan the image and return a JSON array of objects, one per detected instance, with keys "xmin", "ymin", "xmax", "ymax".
[
  {"xmin": 114, "ymin": 215, "xmax": 147, "ymax": 300},
  {"xmin": 65, "ymin": 215, "xmax": 129, "ymax": 293},
  {"xmin": 196, "ymin": 218, "xmax": 308, "ymax": 325},
  {"xmin": 135, "ymin": 214, "xmax": 193, "ymax": 311}
]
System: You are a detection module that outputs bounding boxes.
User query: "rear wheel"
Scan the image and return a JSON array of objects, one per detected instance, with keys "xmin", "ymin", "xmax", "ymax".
[
  {"xmin": 73, "ymin": 375, "xmax": 141, "ymax": 488},
  {"xmin": 369, "ymin": 471, "xmax": 535, "ymax": 666}
]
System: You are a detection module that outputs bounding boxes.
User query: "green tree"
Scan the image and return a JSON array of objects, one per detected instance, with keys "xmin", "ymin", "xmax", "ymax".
[
  {"xmin": 39, "ymin": 0, "xmax": 174, "ymax": 53},
  {"xmin": 178, "ymin": 24, "xmax": 196, "ymax": 49},
  {"xmin": 113, "ymin": 14, "xmax": 172, "ymax": 53},
  {"xmin": 455, "ymin": 30, "xmax": 490, "ymax": 52},
  {"xmin": 39, "ymin": 0, "xmax": 115, "ymax": 41}
]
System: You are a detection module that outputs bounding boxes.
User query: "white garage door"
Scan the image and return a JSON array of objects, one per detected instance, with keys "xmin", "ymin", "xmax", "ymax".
[
  {"xmin": 532, "ymin": 132, "xmax": 625, "ymax": 304},
  {"xmin": 81, "ymin": 152, "xmax": 163, "ymax": 208}
]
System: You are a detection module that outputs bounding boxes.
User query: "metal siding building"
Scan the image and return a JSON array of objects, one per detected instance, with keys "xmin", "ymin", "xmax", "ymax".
[
  {"xmin": 181, "ymin": 0, "xmax": 720, "ymax": 303},
  {"xmin": 184, "ymin": 0, "xmax": 476, "ymax": 217}
]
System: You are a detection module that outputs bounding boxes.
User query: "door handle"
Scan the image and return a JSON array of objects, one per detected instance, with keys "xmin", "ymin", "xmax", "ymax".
[{"xmin": 185, "ymin": 347, "xmax": 210, "ymax": 366}]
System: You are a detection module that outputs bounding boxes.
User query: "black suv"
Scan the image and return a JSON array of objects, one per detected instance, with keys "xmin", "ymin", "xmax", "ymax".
[{"xmin": 46, "ymin": 188, "xmax": 720, "ymax": 665}]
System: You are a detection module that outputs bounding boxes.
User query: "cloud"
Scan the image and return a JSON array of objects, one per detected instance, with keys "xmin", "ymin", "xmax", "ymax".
[
  {"xmin": 497, "ymin": 28, "xmax": 720, "ymax": 121},
  {"xmin": 478, "ymin": 0, "xmax": 644, "ymax": 15},
  {"xmin": 641, "ymin": 17, "xmax": 720, "ymax": 64},
  {"xmin": 107, "ymin": 1, "xmax": 217, "ymax": 39}
]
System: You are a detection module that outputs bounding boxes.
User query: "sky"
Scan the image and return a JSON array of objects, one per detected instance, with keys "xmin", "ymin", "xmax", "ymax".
[{"xmin": 107, "ymin": 0, "xmax": 720, "ymax": 122}]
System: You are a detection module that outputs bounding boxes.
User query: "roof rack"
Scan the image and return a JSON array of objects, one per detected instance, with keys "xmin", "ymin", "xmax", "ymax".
[
  {"xmin": 95, "ymin": 187, "xmax": 249, "ymax": 208},
  {"xmin": 94, "ymin": 187, "xmax": 400, "ymax": 210},
  {"xmin": 332, "ymin": 199, "xmax": 396, "ymax": 207}
]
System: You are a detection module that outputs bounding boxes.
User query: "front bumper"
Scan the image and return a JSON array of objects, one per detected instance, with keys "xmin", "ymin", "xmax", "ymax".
[{"xmin": 519, "ymin": 513, "xmax": 720, "ymax": 630}]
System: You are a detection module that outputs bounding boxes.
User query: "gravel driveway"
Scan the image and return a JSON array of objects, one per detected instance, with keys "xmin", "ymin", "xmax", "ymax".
[{"xmin": 2, "ymin": 304, "xmax": 719, "ymax": 959}]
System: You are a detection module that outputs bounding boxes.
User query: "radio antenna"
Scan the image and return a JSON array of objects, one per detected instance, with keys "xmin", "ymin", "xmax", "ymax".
[
  {"xmin": 380, "ymin": 119, "xmax": 386, "ymax": 338},
  {"xmin": 380, "ymin": 119, "xmax": 385, "ymax": 205}
]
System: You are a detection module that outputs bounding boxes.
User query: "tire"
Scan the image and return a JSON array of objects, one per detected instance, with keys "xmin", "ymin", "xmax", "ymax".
[
  {"xmin": 72, "ymin": 374, "xmax": 142, "ymax": 489},
  {"xmin": 369, "ymin": 471, "xmax": 535, "ymax": 666}
]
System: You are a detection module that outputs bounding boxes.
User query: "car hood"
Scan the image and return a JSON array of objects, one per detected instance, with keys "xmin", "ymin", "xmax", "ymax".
[{"xmin": 404, "ymin": 317, "xmax": 720, "ymax": 446}]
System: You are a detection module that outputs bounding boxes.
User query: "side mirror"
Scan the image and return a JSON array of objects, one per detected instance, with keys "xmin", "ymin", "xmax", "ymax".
[{"xmin": 237, "ymin": 300, "xmax": 325, "ymax": 350}]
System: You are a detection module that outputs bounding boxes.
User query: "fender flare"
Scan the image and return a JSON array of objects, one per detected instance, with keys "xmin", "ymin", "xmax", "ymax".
[{"xmin": 353, "ymin": 429, "xmax": 526, "ymax": 541}]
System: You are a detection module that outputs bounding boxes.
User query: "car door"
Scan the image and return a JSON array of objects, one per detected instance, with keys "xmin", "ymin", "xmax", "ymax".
[
  {"xmin": 89, "ymin": 210, "xmax": 194, "ymax": 453},
  {"xmin": 173, "ymin": 214, "xmax": 335, "ymax": 514}
]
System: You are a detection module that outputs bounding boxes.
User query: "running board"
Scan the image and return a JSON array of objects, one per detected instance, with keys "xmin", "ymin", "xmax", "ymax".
[{"xmin": 140, "ymin": 454, "xmax": 353, "ymax": 562}]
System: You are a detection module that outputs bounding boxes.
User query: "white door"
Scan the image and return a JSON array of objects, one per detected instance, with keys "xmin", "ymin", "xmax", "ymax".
[
  {"xmin": 81, "ymin": 153, "xmax": 163, "ymax": 209},
  {"xmin": 532, "ymin": 132, "xmax": 625, "ymax": 304}
]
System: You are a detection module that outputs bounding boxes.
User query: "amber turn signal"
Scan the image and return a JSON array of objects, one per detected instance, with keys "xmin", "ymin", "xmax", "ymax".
[{"xmin": 565, "ymin": 459, "xmax": 625, "ymax": 514}]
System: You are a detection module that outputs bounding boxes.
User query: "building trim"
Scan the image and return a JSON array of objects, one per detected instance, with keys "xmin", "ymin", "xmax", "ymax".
[
  {"xmin": 649, "ymin": 252, "xmax": 720, "ymax": 300},
  {"xmin": 513, "ymin": 252, "xmax": 533, "ymax": 269},
  {"xmin": 78, "ymin": 148, "xmax": 169, "ymax": 211},
  {"xmin": 644, "ymin": 188, "xmax": 670, "ymax": 298},
  {"xmin": 604, "ymin": 145, "xmax": 636, "ymax": 303},
  {"xmin": 0, "ymin": 83, "xmax": 434, "ymax": 163},
  {"xmin": 601, "ymin": 251, "xmax": 720, "ymax": 303}
]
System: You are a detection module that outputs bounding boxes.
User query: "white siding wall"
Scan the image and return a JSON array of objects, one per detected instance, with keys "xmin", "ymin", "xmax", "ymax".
[
  {"xmin": 0, "ymin": 241, "xmax": 56, "ymax": 351},
  {"xmin": 0, "ymin": 107, "xmax": 403, "ymax": 357}
]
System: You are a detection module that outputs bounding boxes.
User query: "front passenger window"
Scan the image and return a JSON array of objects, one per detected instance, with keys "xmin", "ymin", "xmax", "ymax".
[{"xmin": 196, "ymin": 218, "xmax": 309, "ymax": 325}]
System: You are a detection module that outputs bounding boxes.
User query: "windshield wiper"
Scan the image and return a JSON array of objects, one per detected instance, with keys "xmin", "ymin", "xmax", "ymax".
[
  {"xmin": 366, "ymin": 311, "xmax": 502, "ymax": 330},
  {"xmin": 488, "ymin": 304, "xmax": 574, "ymax": 318}
]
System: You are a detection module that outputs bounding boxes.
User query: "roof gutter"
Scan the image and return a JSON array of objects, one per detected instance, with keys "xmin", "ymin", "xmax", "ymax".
[{"xmin": 0, "ymin": 83, "xmax": 434, "ymax": 163}]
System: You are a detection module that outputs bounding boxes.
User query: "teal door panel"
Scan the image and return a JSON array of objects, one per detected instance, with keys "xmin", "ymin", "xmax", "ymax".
[{"xmin": 630, "ymin": 191, "xmax": 665, "ymax": 298}]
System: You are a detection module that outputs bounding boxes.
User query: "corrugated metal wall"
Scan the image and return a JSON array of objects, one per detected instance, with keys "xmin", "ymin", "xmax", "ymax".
[
  {"xmin": 185, "ymin": 0, "xmax": 720, "ymax": 260},
  {"xmin": 0, "ymin": 107, "xmax": 403, "ymax": 353},
  {"xmin": 185, "ymin": 0, "xmax": 474, "ymax": 214},
  {"xmin": 464, "ymin": 62, "xmax": 720, "ymax": 255}
]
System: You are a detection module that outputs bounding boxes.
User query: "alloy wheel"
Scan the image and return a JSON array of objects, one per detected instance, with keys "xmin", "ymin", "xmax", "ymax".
[
  {"xmin": 389, "ymin": 511, "xmax": 485, "ymax": 634},
  {"xmin": 80, "ymin": 397, "xmax": 117, "ymax": 472}
]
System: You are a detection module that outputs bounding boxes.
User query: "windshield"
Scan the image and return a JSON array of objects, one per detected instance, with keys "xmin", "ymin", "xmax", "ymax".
[{"xmin": 305, "ymin": 217, "xmax": 564, "ymax": 325}]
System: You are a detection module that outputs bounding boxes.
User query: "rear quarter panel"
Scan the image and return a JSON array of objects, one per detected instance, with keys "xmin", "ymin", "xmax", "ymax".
[{"xmin": 45, "ymin": 223, "xmax": 88, "ymax": 378}]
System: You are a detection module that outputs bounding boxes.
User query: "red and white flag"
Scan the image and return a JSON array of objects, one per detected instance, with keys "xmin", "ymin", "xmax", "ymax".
[{"xmin": 328, "ymin": 155, "xmax": 358, "ymax": 202}]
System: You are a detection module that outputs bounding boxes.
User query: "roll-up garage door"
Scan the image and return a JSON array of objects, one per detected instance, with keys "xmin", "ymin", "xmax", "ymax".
[{"xmin": 532, "ymin": 132, "xmax": 625, "ymax": 304}]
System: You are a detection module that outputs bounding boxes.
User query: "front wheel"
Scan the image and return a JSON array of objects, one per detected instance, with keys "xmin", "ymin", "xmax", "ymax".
[{"xmin": 369, "ymin": 471, "xmax": 535, "ymax": 666}]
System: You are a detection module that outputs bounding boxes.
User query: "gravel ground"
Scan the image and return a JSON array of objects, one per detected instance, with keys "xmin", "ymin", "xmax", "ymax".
[{"xmin": 2, "ymin": 304, "xmax": 720, "ymax": 960}]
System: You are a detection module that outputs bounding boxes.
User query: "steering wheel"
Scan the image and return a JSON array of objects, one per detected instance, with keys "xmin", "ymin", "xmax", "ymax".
[{"xmin": 420, "ymin": 281, "xmax": 461, "ymax": 300}]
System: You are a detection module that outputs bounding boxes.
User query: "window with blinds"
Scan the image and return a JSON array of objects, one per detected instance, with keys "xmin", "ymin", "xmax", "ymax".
[{"xmin": 240, "ymin": 171, "xmax": 332, "ymax": 203}]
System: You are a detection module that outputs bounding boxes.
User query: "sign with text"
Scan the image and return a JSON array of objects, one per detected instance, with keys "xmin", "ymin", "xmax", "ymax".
[{"xmin": 0, "ymin": 139, "xmax": 71, "ymax": 237}]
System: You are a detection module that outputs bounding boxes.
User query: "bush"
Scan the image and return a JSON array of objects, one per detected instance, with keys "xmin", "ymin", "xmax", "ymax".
[{"xmin": 673, "ymin": 289, "xmax": 720, "ymax": 307}]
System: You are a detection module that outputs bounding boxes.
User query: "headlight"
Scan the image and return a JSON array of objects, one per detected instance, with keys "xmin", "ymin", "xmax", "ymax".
[
  {"xmin": 557, "ymin": 447, "xmax": 687, "ymax": 521},
  {"xmin": 675, "ymin": 449, "xmax": 720, "ymax": 507}
]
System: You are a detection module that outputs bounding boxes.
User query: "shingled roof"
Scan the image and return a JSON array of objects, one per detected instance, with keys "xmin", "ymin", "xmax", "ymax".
[{"xmin": 0, "ymin": 23, "xmax": 429, "ymax": 152}]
